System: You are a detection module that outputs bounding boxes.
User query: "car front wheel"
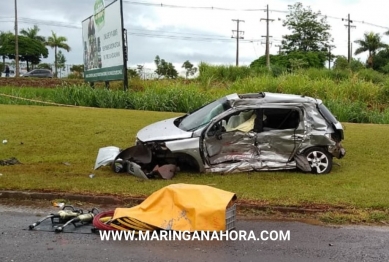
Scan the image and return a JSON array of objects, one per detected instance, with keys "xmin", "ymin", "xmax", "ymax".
[{"xmin": 304, "ymin": 147, "xmax": 332, "ymax": 174}]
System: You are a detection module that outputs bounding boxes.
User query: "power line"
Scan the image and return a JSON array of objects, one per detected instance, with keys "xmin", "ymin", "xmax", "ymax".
[
  {"xmin": 123, "ymin": 0, "xmax": 267, "ymax": 12},
  {"xmin": 1, "ymin": 2, "xmax": 388, "ymax": 31},
  {"xmin": 1, "ymin": 18, "xmax": 265, "ymax": 43},
  {"xmin": 121, "ymin": 1, "xmax": 389, "ymax": 30}
]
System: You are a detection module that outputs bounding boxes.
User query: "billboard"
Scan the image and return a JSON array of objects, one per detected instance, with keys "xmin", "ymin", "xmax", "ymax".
[{"xmin": 82, "ymin": 0, "xmax": 124, "ymax": 82}]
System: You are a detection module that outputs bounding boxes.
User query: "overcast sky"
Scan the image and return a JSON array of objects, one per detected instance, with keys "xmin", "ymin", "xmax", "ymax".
[{"xmin": 1, "ymin": 0, "xmax": 388, "ymax": 72}]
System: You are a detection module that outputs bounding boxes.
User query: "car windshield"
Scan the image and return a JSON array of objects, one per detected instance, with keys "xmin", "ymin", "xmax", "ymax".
[{"xmin": 178, "ymin": 97, "xmax": 231, "ymax": 131}]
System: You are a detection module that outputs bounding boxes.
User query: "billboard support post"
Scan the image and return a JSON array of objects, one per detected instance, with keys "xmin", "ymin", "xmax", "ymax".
[{"xmin": 120, "ymin": 0, "xmax": 128, "ymax": 91}]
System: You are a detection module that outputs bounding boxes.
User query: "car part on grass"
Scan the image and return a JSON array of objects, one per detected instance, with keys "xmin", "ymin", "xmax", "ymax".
[
  {"xmin": 28, "ymin": 206, "xmax": 83, "ymax": 230},
  {"xmin": 0, "ymin": 157, "xmax": 21, "ymax": 166},
  {"xmin": 94, "ymin": 146, "xmax": 121, "ymax": 170},
  {"xmin": 55, "ymin": 208, "xmax": 100, "ymax": 233},
  {"xmin": 94, "ymin": 144, "xmax": 179, "ymax": 179}
]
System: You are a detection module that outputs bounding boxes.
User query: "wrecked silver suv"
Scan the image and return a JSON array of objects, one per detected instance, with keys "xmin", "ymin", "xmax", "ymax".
[{"xmin": 95, "ymin": 92, "xmax": 345, "ymax": 178}]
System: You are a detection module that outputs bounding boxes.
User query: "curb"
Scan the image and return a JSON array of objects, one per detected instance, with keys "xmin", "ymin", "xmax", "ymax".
[{"xmin": 0, "ymin": 190, "xmax": 332, "ymax": 214}]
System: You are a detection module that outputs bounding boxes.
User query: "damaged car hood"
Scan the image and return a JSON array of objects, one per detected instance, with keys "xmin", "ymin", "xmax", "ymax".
[{"xmin": 137, "ymin": 117, "xmax": 193, "ymax": 142}]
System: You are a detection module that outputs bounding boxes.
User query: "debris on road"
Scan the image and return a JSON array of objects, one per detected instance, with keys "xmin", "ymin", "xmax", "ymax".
[{"xmin": 28, "ymin": 205, "xmax": 99, "ymax": 233}]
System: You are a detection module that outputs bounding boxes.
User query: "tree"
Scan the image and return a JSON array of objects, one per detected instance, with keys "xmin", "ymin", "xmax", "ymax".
[
  {"xmin": 373, "ymin": 49, "xmax": 389, "ymax": 73},
  {"xmin": 19, "ymin": 25, "xmax": 46, "ymax": 70},
  {"xmin": 37, "ymin": 63, "xmax": 52, "ymax": 70},
  {"xmin": 56, "ymin": 50, "xmax": 66, "ymax": 78},
  {"xmin": 46, "ymin": 31, "xmax": 71, "ymax": 77},
  {"xmin": 68, "ymin": 64, "xmax": 84, "ymax": 79},
  {"xmin": 2, "ymin": 35, "xmax": 48, "ymax": 70},
  {"xmin": 0, "ymin": 31, "xmax": 13, "ymax": 65},
  {"xmin": 20, "ymin": 25, "xmax": 45, "ymax": 43},
  {"xmin": 127, "ymin": 68, "xmax": 139, "ymax": 79},
  {"xmin": 282, "ymin": 2, "xmax": 333, "ymax": 53},
  {"xmin": 154, "ymin": 55, "xmax": 178, "ymax": 79},
  {"xmin": 333, "ymin": 56, "xmax": 365, "ymax": 72},
  {"xmin": 137, "ymin": 64, "xmax": 145, "ymax": 79},
  {"xmin": 250, "ymin": 51, "xmax": 326, "ymax": 70},
  {"xmin": 182, "ymin": 60, "xmax": 197, "ymax": 79},
  {"xmin": 70, "ymin": 64, "xmax": 84, "ymax": 74},
  {"xmin": 354, "ymin": 32, "xmax": 388, "ymax": 68},
  {"xmin": 332, "ymin": 56, "xmax": 349, "ymax": 70}
]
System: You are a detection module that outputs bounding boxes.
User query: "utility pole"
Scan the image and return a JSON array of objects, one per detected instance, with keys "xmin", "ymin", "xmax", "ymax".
[
  {"xmin": 14, "ymin": 0, "xmax": 19, "ymax": 77},
  {"xmin": 261, "ymin": 5, "xmax": 274, "ymax": 69},
  {"xmin": 343, "ymin": 14, "xmax": 356, "ymax": 64},
  {"xmin": 327, "ymin": 46, "xmax": 332, "ymax": 69},
  {"xmin": 351, "ymin": 43, "xmax": 353, "ymax": 61},
  {"xmin": 275, "ymin": 44, "xmax": 282, "ymax": 55},
  {"xmin": 231, "ymin": 19, "xmax": 244, "ymax": 66}
]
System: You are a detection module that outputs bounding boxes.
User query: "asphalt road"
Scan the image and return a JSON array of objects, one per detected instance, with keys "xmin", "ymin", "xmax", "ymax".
[{"xmin": 0, "ymin": 203, "xmax": 388, "ymax": 262}]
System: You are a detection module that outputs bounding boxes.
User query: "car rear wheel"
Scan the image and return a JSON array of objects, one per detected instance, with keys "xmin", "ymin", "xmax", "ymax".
[{"xmin": 304, "ymin": 147, "xmax": 332, "ymax": 174}]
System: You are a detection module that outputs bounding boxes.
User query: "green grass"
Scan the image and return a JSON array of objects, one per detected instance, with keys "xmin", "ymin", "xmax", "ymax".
[
  {"xmin": 2, "ymin": 69, "xmax": 389, "ymax": 123},
  {"xmin": 1, "ymin": 104, "xmax": 389, "ymax": 212}
]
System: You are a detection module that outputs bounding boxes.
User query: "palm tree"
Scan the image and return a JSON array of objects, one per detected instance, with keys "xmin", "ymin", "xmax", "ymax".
[
  {"xmin": 354, "ymin": 32, "xmax": 388, "ymax": 67},
  {"xmin": 45, "ymin": 31, "xmax": 71, "ymax": 77},
  {"xmin": 20, "ymin": 25, "xmax": 45, "ymax": 42},
  {"xmin": 20, "ymin": 25, "xmax": 46, "ymax": 70}
]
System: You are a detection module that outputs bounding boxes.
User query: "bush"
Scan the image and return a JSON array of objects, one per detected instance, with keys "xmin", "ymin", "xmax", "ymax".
[{"xmin": 356, "ymin": 69, "xmax": 386, "ymax": 84}]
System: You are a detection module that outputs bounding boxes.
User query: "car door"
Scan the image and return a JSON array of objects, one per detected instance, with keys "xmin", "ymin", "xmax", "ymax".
[
  {"xmin": 36, "ymin": 70, "xmax": 44, "ymax": 77},
  {"xmin": 202, "ymin": 109, "xmax": 259, "ymax": 165},
  {"xmin": 202, "ymin": 106, "xmax": 306, "ymax": 167},
  {"xmin": 255, "ymin": 106, "xmax": 306, "ymax": 163}
]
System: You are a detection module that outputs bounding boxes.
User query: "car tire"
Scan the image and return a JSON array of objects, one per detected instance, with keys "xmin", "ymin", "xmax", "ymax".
[{"xmin": 304, "ymin": 147, "xmax": 332, "ymax": 174}]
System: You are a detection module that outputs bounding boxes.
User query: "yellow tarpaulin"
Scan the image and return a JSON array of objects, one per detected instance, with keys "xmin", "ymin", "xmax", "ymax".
[{"xmin": 112, "ymin": 183, "xmax": 236, "ymax": 232}]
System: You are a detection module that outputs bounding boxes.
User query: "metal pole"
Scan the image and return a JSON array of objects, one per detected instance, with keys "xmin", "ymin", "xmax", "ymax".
[
  {"xmin": 232, "ymin": 19, "xmax": 244, "ymax": 66},
  {"xmin": 14, "ymin": 0, "xmax": 19, "ymax": 77},
  {"xmin": 236, "ymin": 20, "xmax": 239, "ymax": 66},
  {"xmin": 266, "ymin": 5, "xmax": 270, "ymax": 68},
  {"xmin": 348, "ymin": 14, "xmax": 350, "ymax": 63},
  {"xmin": 120, "ymin": 0, "xmax": 128, "ymax": 91}
]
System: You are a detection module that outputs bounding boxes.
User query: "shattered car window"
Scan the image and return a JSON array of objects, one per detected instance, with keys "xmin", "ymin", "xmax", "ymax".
[
  {"xmin": 178, "ymin": 97, "xmax": 231, "ymax": 131},
  {"xmin": 318, "ymin": 103, "xmax": 338, "ymax": 124}
]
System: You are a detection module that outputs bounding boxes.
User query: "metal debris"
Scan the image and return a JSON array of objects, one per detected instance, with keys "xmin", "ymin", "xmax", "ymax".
[{"xmin": 0, "ymin": 157, "xmax": 21, "ymax": 166}]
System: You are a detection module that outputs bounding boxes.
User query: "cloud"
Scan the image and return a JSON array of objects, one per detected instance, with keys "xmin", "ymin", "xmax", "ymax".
[{"xmin": 1, "ymin": 0, "xmax": 388, "ymax": 69}]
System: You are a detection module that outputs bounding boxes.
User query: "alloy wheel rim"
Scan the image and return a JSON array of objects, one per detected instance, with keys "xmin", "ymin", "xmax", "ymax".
[{"xmin": 307, "ymin": 151, "xmax": 329, "ymax": 174}]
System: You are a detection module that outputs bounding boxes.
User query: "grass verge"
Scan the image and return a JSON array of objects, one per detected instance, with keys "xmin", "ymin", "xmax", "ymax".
[{"xmin": 1, "ymin": 104, "xmax": 389, "ymax": 224}]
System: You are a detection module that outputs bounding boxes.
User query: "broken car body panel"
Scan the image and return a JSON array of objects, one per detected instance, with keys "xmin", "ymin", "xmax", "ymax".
[
  {"xmin": 96, "ymin": 92, "xmax": 346, "ymax": 178},
  {"xmin": 136, "ymin": 92, "xmax": 346, "ymax": 175},
  {"xmin": 94, "ymin": 146, "xmax": 120, "ymax": 170},
  {"xmin": 136, "ymin": 117, "xmax": 193, "ymax": 142}
]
